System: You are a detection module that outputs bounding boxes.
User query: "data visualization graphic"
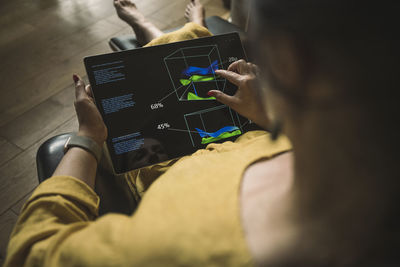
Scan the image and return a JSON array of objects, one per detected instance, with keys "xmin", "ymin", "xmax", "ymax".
[
  {"xmin": 85, "ymin": 33, "xmax": 251, "ymax": 173},
  {"xmin": 164, "ymin": 45, "xmax": 227, "ymax": 101},
  {"xmin": 184, "ymin": 105, "xmax": 245, "ymax": 146}
]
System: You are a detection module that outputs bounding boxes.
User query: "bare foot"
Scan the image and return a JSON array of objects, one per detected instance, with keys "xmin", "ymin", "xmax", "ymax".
[
  {"xmin": 114, "ymin": 0, "xmax": 145, "ymax": 25},
  {"xmin": 185, "ymin": 0, "xmax": 206, "ymax": 27},
  {"xmin": 113, "ymin": 0, "xmax": 163, "ymax": 45}
]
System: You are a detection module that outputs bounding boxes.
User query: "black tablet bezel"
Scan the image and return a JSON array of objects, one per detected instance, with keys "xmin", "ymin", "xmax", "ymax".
[{"xmin": 84, "ymin": 33, "xmax": 253, "ymax": 174}]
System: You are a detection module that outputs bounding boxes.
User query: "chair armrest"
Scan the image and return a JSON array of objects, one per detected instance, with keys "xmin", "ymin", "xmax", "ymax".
[
  {"xmin": 109, "ymin": 36, "xmax": 141, "ymax": 51},
  {"xmin": 206, "ymin": 16, "xmax": 245, "ymax": 37},
  {"xmin": 36, "ymin": 133, "xmax": 74, "ymax": 183}
]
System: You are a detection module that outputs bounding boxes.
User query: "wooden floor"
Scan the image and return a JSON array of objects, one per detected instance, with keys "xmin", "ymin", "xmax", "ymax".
[{"xmin": 0, "ymin": 0, "xmax": 228, "ymax": 263}]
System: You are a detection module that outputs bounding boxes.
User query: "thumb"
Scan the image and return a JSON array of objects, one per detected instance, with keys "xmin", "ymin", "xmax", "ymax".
[
  {"xmin": 73, "ymin": 74, "xmax": 86, "ymax": 100},
  {"xmin": 208, "ymin": 90, "xmax": 238, "ymax": 108}
]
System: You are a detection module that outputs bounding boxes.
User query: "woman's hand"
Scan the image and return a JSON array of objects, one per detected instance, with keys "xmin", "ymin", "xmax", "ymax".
[
  {"xmin": 209, "ymin": 60, "xmax": 270, "ymax": 129},
  {"xmin": 73, "ymin": 74, "xmax": 107, "ymax": 146}
]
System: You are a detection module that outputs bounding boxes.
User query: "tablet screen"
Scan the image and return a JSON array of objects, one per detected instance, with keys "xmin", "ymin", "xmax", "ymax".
[{"xmin": 84, "ymin": 33, "xmax": 257, "ymax": 174}]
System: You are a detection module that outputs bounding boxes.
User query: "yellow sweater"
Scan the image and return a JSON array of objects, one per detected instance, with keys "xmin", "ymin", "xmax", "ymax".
[
  {"xmin": 5, "ymin": 131, "xmax": 291, "ymax": 266},
  {"xmin": 5, "ymin": 23, "xmax": 292, "ymax": 266}
]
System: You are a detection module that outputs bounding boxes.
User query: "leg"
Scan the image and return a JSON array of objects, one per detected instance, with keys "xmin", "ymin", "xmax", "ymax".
[
  {"xmin": 113, "ymin": 0, "xmax": 163, "ymax": 45},
  {"xmin": 125, "ymin": 158, "xmax": 180, "ymax": 202},
  {"xmin": 185, "ymin": 0, "xmax": 206, "ymax": 27}
]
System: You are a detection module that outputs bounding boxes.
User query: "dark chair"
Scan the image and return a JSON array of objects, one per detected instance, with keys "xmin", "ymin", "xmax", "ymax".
[
  {"xmin": 109, "ymin": 16, "xmax": 245, "ymax": 51},
  {"xmin": 36, "ymin": 133, "xmax": 73, "ymax": 183}
]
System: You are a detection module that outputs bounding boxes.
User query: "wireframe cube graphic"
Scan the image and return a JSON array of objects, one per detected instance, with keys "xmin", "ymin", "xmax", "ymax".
[
  {"xmin": 184, "ymin": 105, "xmax": 243, "ymax": 147},
  {"xmin": 164, "ymin": 45, "xmax": 227, "ymax": 101}
]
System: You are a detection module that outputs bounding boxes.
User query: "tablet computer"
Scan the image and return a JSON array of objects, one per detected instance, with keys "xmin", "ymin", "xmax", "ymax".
[{"xmin": 84, "ymin": 32, "xmax": 257, "ymax": 174}]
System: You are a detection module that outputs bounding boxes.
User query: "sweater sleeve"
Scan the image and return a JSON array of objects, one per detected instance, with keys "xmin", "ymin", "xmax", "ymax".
[{"xmin": 4, "ymin": 176, "xmax": 103, "ymax": 267}]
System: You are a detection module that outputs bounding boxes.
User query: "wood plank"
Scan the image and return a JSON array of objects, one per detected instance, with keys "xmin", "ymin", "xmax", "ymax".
[
  {"xmin": 0, "ymin": 1, "xmax": 48, "ymax": 27},
  {"xmin": 0, "ymin": 137, "xmax": 22, "ymax": 167},
  {"xmin": 32, "ymin": 5, "xmax": 118, "ymax": 46},
  {"xmin": 0, "ymin": 20, "xmax": 122, "ymax": 127},
  {"xmin": 105, "ymin": 14, "xmax": 131, "ymax": 29},
  {"xmin": 0, "ymin": 22, "xmax": 35, "ymax": 47},
  {"xmin": 109, "ymin": 26, "xmax": 135, "ymax": 38},
  {"xmin": 0, "ymin": 0, "xmax": 221, "ymax": 99},
  {"xmin": 0, "ymin": 4, "xmax": 125, "ymax": 126},
  {"xmin": 147, "ymin": 0, "xmax": 228, "ymax": 31},
  {"xmin": 0, "ymin": 43, "xmax": 48, "ymax": 92},
  {"xmin": 0, "ymin": 117, "xmax": 78, "ymax": 215},
  {"xmin": 105, "ymin": 4, "xmax": 173, "ymax": 32},
  {"xmin": 0, "ymin": 146, "xmax": 40, "ymax": 216},
  {"xmin": 0, "ymin": 16, "xmax": 122, "ymax": 83},
  {"xmin": 135, "ymin": 0, "xmax": 173, "ymax": 17},
  {"xmin": 149, "ymin": 0, "xmax": 187, "ymax": 24},
  {"xmin": 0, "ymin": 2, "xmax": 105, "ymax": 68},
  {"xmin": 105, "ymin": 14, "xmax": 171, "ymax": 32},
  {"xmin": 162, "ymin": 16, "xmax": 187, "ymax": 30},
  {"xmin": 0, "ymin": 210, "xmax": 18, "ymax": 259},
  {"xmin": 0, "ymin": 83, "xmax": 76, "ymax": 150},
  {"xmin": 45, "ymin": 19, "xmax": 122, "ymax": 63},
  {"xmin": 147, "ymin": 14, "xmax": 179, "ymax": 31}
]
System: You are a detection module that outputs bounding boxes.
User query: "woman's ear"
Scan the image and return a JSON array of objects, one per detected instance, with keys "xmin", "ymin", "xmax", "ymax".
[{"xmin": 263, "ymin": 34, "xmax": 309, "ymax": 91}]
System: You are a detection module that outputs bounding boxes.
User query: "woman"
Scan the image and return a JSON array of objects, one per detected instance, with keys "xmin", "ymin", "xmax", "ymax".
[{"xmin": 5, "ymin": 0, "xmax": 398, "ymax": 266}]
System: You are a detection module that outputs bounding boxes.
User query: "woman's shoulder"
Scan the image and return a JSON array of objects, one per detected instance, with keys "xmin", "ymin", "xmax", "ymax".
[{"xmin": 241, "ymin": 151, "xmax": 295, "ymax": 265}]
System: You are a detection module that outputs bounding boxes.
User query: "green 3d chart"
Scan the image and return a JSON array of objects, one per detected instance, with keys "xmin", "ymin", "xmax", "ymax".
[{"xmin": 184, "ymin": 105, "xmax": 244, "ymax": 147}]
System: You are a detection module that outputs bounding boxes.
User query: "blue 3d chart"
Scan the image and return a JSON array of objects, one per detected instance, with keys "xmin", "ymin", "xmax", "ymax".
[{"xmin": 164, "ymin": 45, "xmax": 227, "ymax": 101}]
